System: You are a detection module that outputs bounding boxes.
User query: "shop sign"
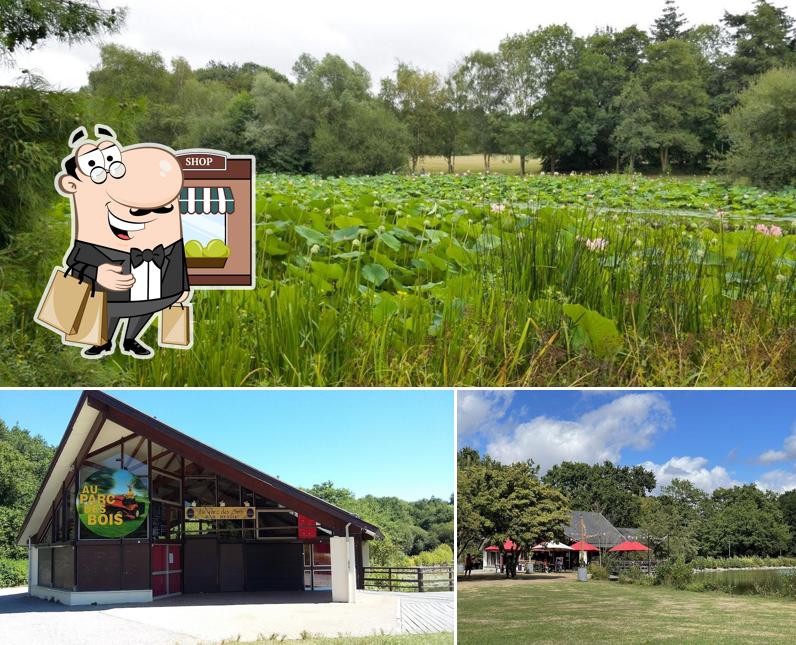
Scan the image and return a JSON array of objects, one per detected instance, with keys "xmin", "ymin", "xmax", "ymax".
[
  {"xmin": 77, "ymin": 470, "xmax": 148, "ymax": 538},
  {"xmin": 184, "ymin": 506, "xmax": 256, "ymax": 520}
]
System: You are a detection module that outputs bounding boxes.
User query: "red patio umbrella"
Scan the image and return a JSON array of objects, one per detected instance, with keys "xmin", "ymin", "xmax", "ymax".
[
  {"xmin": 485, "ymin": 539, "xmax": 518, "ymax": 552},
  {"xmin": 570, "ymin": 540, "xmax": 599, "ymax": 552},
  {"xmin": 608, "ymin": 541, "xmax": 650, "ymax": 552}
]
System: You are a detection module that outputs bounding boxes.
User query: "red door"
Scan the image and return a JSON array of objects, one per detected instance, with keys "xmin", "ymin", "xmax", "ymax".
[{"xmin": 152, "ymin": 544, "xmax": 182, "ymax": 597}]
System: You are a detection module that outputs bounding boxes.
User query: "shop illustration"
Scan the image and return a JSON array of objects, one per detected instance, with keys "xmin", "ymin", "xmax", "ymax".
[
  {"xmin": 176, "ymin": 150, "xmax": 255, "ymax": 288},
  {"xmin": 34, "ymin": 126, "xmax": 255, "ymax": 360}
]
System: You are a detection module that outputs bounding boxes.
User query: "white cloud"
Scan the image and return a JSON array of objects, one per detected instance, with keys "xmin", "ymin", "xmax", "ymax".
[
  {"xmin": 457, "ymin": 390, "xmax": 514, "ymax": 437},
  {"xmin": 757, "ymin": 424, "xmax": 796, "ymax": 464},
  {"xmin": 484, "ymin": 393, "xmax": 672, "ymax": 472},
  {"xmin": 642, "ymin": 456, "xmax": 738, "ymax": 493},
  {"xmin": 756, "ymin": 470, "xmax": 796, "ymax": 493}
]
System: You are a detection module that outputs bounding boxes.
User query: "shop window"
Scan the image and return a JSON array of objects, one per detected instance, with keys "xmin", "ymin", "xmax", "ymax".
[
  {"xmin": 39, "ymin": 519, "xmax": 52, "ymax": 545},
  {"xmin": 184, "ymin": 476, "xmax": 216, "ymax": 536},
  {"xmin": 152, "ymin": 472, "xmax": 181, "ymax": 504},
  {"xmin": 122, "ymin": 437, "xmax": 148, "ymax": 477},
  {"xmin": 151, "ymin": 442, "xmax": 181, "ymax": 475},
  {"xmin": 151, "ymin": 501, "xmax": 182, "ymax": 541},
  {"xmin": 256, "ymin": 510, "xmax": 297, "ymax": 539},
  {"xmin": 242, "ymin": 488, "xmax": 280, "ymax": 509},
  {"xmin": 183, "ymin": 459, "xmax": 214, "ymax": 477},
  {"xmin": 304, "ymin": 543, "xmax": 332, "ymax": 591},
  {"xmin": 217, "ymin": 477, "xmax": 240, "ymax": 506}
]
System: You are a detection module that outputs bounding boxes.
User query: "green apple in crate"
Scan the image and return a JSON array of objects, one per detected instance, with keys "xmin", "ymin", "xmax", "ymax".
[
  {"xmin": 205, "ymin": 239, "xmax": 230, "ymax": 258},
  {"xmin": 184, "ymin": 240, "xmax": 204, "ymax": 258}
]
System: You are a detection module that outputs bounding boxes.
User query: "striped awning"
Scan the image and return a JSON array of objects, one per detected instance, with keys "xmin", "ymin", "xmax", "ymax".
[{"xmin": 179, "ymin": 187, "xmax": 235, "ymax": 215}]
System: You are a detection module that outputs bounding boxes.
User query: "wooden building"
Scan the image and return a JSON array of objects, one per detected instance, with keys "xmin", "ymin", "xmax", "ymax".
[{"xmin": 16, "ymin": 391, "xmax": 381, "ymax": 605}]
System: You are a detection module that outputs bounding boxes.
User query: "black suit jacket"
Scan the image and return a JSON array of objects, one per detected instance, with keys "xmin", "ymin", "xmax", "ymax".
[{"xmin": 65, "ymin": 240, "xmax": 189, "ymax": 303}]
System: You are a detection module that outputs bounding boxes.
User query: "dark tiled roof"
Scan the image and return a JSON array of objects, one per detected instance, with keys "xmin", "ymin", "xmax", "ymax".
[
  {"xmin": 617, "ymin": 527, "xmax": 643, "ymax": 541},
  {"xmin": 563, "ymin": 511, "xmax": 625, "ymax": 549}
]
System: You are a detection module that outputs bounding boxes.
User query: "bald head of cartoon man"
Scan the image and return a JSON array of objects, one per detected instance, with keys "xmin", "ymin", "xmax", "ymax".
[{"xmin": 56, "ymin": 125, "xmax": 184, "ymax": 252}]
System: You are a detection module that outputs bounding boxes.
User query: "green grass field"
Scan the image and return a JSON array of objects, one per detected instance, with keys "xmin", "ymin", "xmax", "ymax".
[{"xmin": 458, "ymin": 574, "xmax": 796, "ymax": 643}]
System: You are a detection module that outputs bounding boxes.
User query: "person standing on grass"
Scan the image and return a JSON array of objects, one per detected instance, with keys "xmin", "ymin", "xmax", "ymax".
[{"xmin": 465, "ymin": 553, "xmax": 473, "ymax": 577}]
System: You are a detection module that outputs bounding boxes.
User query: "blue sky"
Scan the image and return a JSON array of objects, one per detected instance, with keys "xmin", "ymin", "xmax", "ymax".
[
  {"xmin": 458, "ymin": 390, "xmax": 796, "ymax": 494},
  {"xmin": 0, "ymin": 389, "xmax": 454, "ymax": 501}
]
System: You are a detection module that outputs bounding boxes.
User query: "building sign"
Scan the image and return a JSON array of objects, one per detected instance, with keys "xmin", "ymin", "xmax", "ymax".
[
  {"xmin": 176, "ymin": 150, "xmax": 255, "ymax": 288},
  {"xmin": 298, "ymin": 514, "xmax": 317, "ymax": 540},
  {"xmin": 184, "ymin": 506, "xmax": 256, "ymax": 520},
  {"xmin": 77, "ymin": 470, "xmax": 148, "ymax": 538}
]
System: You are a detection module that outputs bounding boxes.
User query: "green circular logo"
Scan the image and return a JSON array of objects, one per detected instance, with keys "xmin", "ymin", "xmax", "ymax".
[{"xmin": 77, "ymin": 470, "xmax": 149, "ymax": 538}]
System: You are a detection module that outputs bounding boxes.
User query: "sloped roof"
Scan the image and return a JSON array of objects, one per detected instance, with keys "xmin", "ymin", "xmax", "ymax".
[
  {"xmin": 617, "ymin": 527, "xmax": 643, "ymax": 541},
  {"xmin": 562, "ymin": 511, "xmax": 625, "ymax": 549},
  {"xmin": 18, "ymin": 390, "xmax": 382, "ymax": 545}
]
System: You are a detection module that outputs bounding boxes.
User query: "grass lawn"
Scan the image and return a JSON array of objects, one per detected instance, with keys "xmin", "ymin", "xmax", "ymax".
[
  {"xmin": 458, "ymin": 573, "xmax": 796, "ymax": 643},
  {"xmin": 232, "ymin": 634, "xmax": 452, "ymax": 644}
]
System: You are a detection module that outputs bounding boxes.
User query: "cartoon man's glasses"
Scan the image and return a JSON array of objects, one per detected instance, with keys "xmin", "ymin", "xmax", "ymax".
[{"xmin": 89, "ymin": 161, "xmax": 126, "ymax": 184}]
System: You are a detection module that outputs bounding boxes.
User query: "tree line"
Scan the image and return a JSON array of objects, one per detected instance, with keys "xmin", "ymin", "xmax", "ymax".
[
  {"xmin": 458, "ymin": 448, "xmax": 796, "ymax": 561},
  {"xmin": 73, "ymin": 0, "xmax": 796, "ymax": 180}
]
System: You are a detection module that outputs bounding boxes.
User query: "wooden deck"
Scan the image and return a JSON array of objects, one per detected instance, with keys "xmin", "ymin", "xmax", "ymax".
[{"xmin": 396, "ymin": 591, "xmax": 454, "ymax": 634}]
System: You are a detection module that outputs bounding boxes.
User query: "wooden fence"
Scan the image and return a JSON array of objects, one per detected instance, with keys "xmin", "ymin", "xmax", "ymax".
[{"xmin": 363, "ymin": 566, "xmax": 454, "ymax": 592}]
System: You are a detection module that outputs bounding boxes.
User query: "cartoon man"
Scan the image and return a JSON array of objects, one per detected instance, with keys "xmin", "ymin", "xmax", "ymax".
[{"xmin": 54, "ymin": 125, "xmax": 190, "ymax": 358}]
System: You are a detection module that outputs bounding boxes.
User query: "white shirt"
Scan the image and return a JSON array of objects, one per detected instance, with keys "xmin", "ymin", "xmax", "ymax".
[{"xmin": 130, "ymin": 260, "xmax": 162, "ymax": 301}]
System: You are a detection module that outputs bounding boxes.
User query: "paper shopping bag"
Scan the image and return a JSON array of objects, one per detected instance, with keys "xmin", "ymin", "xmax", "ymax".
[
  {"xmin": 160, "ymin": 304, "xmax": 192, "ymax": 347},
  {"xmin": 65, "ymin": 289, "xmax": 107, "ymax": 346},
  {"xmin": 35, "ymin": 267, "xmax": 91, "ymax": 336}
]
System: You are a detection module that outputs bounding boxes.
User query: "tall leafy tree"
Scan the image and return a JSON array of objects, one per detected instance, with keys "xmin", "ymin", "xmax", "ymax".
[
  {"xmin": 542, "ymin": 461, "xmax": 656, "ymax": 528},
  {"xmin": 698, "ymin": 484, "xmax": 790, "ymax": 557},
  {"xmin": 779, "ymin": 490, "xmax": 796, "ymax": 555},
  {"xmin": 652, "ymin": 0, "xmax": 688, "ymax": 42},
  {"xmin": 612, "ymin": 76, "xmax": 656, "ymax": 172},
  {"xmin": 499, "ymin": 25, "xmax": 577, "ymax": 174},
  {"xmin": 455, "ymin": 51, "xmax": 507, "ymax": 171},
  {"xmin": 721, "ymin": 66, "xmax": 796, "ymax": 189},
  {"xmin": 639, "ymin": 479, "xmax": 706, "ymax": 560},
  {"xmin": 637, "ymin": 39, "xmax": 710, "ymax": 172},
  {"xmin": 723, "ymin": 0, "xmax": 796, "ymax": 92},
  {"xmin": 458, "ymin": 449, "xmax": 569, "ymax": 557},
  {"xmin": 379, "ymin": 63, "xmax": 444, "ymax": 174}
]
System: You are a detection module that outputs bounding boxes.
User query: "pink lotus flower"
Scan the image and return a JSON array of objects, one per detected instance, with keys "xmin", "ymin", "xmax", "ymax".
[
  {"xmin": 584, "ymin": 238, "xmax": 608, "ymax": 252},
  {"xmin": 491, "ymin": 203, "xmax": 505, "ymax": 213},
  {"xmin": 756, "ymin": 224, "xmax": 783, "ymax": 237}
]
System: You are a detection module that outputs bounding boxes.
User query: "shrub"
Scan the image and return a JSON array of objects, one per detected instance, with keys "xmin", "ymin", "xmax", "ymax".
[
  {"xmin": 0, "ymin": 559, "xmax": 27, "ymax": 587},
  {"xmin": 655, "ymin": 558, "xmax": 693, "ymax": 589},
  {"xmin": 619, "ymin": 564, "xmax": 644, "ymax": 584},
  {"xmin": 588, "ymin": 563, "xmax": 608, "ymax": 580},
  {"xmin": 721, "ymin": 67, "xmax": 796, "ymax": 189}
]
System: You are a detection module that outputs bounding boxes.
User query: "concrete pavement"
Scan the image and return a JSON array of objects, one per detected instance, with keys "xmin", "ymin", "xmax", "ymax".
[{"xmin": 0, "ymin": 586, "xmax": 407, "ymax": 644}]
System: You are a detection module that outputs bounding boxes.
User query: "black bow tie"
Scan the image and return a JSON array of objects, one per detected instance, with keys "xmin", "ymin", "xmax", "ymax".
[{"xmin": 130, "ymin": 245, "xmax": 165, "ymax": 269}]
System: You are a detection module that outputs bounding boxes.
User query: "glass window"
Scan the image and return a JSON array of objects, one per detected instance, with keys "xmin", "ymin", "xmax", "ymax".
[
  {"xmin": 217, "ymin": 477, "xmax": 240, "ymax": 506},
  {"xmin": 184, "ymin": 477, "xmax": 216, "ymax": 536},
  {"xmin": 152, "ymin": 472, "xmax": 181, "ymax": 504},
  {"xmin": 151, "ymin": 442, "xmax": 181, "ymax": 475},
  {"xmin": 184, "ymin": 459, "xmax": 214, "ymax": 477},
  {"xmin": 151, "ymin": 501, "xmax": 182, "ymax": 541},
  {"xmin": 256, "ymin": 510, "xmax": 297, "ymax": 539},
  {"xmin": 123, "ymin": 437, "xmax": 148, "ymax": 477}
]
